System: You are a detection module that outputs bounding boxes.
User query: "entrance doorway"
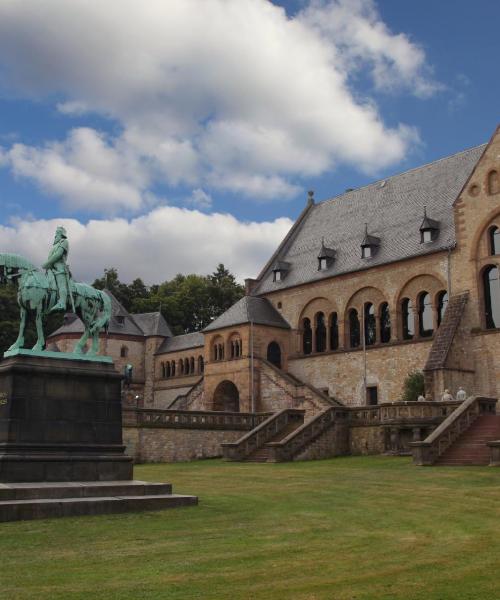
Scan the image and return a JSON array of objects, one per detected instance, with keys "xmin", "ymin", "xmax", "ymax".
[
  {"xmin": 366, "ymin": 386, "xmax": 378, "ymax": 405},
  {"xmin": 213, "ymin": 380, "xmax": 240, "ymax": 412}
]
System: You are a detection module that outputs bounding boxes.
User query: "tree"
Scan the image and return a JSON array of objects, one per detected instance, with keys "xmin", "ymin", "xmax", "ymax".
[{"xmin": 401, "ymin": 370, "xmax": 425, "ymax": 402}]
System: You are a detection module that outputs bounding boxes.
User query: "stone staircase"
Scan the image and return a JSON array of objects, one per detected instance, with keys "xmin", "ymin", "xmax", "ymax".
[
  {"xmin": 0, "ymin": 480, "xmax": 198, "ymax": 522},
  {"xmin": 435, "ymin": 415, "xmax": 500, "ymax": 466},
  {"xmin": 244, "ymin": 421, "xmax": 303, "ymax": 462}
]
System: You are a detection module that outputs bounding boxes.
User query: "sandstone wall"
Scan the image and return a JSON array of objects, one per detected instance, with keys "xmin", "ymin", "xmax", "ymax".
[
  {"xmin": 123, "ymin": 426, "xmax": 243, "ymax": 463},
  {"xmin": 349, "ymin": 426, "xmax": 386, "ymax": 455}
]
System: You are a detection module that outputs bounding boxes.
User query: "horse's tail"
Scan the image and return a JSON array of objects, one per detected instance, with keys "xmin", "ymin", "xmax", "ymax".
[{"xmin": 93, "ymin": 290, "xmax": 112, "ymax": 334}]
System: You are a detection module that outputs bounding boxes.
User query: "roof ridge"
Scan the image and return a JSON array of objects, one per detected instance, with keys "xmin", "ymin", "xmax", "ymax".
[{"xmin": 318, "ymin": 142, "xmax": 487, "ymax": 207}]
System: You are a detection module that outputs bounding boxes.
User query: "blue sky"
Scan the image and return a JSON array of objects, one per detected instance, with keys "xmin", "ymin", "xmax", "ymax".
[{"xmin": 0, "ymin": 0, "xmax": 498, "ymax": 283}]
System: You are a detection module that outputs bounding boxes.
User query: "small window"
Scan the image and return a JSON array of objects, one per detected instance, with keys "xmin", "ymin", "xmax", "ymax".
[
  {"xmin": 489, "ymin": 226, "xmax": 500, "ymax": 255},
  {"xmin": 120, "ymin": 345, "xmax": 128, "ymax": 358},
  {"xmin": 349, "ymin": 309, "xmax": 361, "ymax": 348},
  {"xmin": 116, "ymin": 316, "xmax": 125, "ymax": 325},
  {"xmin": 274, "ymin": 270, "xmax": 282, "ymax": 282},
  {"xmin": 302, "ymin": 318, "xmax": 312, "ymax": 355},
  {"xmin": 402, "ymin": 298, "xmax": 414, "ymax": 340},
  {"xmin": 422, "ymin": 230, "xmax": 433, "ymax": 243},
  {"xmin": 318, "ymin": 257, "xmax": 328, "ymax": 271},
  {"xmin": 366, "ymin": 386, "xmax": 378, "ymax": 406},
  {"xmin": 488, "ymin": 170, "xmax": 500, "ymax": 195},
  {"xmin": 277, "ymin": 302, "xmax": 282, "ymax": 309},
  {"xmin": 362, "ymin": 246, "xmax": 372, "ymax": 259}
]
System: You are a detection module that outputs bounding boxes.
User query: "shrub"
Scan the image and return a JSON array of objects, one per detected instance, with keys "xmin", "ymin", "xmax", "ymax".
[{"xmin": 401, "ymin": 370, "xmax": 425, "ymax": 402}]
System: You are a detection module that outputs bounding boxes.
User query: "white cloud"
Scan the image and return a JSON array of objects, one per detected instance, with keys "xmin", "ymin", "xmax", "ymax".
[
  {"xmin": 0, "ymin": 0, "xmax": 438, "ymax": 213},
  {"xmin": 0, "ymin": 207, "xmax": 293, "ymax": 284}
]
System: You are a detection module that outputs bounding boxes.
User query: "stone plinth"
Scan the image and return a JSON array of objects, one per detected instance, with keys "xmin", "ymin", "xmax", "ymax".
[{"xmin": 0, "ymin": 354, "xmax": 133, "ymax": 482}]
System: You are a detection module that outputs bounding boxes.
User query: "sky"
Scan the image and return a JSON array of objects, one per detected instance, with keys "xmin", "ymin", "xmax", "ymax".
[{"xmin": 0, "ymin": 0, "xmax": 498, "ymax": 284}]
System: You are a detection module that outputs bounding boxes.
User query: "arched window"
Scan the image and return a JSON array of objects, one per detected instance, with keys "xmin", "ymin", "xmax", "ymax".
[
  {"xmin": 402, "ymin": 298, "xmax": 414, "ymax": 340},
  {"xmin": 489, "ymin": 226, "xmax": 500, "ymax": 255},
  {"xmin": 219, "ymin": 343, "xmax": 224, "ymax": 360},
  {"xmin": 418, "ymin": 292, "xmax": 434, "ymax": 337},
  {"xmin": 315, "ymin": 312, "xmax": 326, "ymax": 352},
  {"xmin": 184, "ymin": 358, "xmax": 189, "ymax": 374},
  {"xmin": 349, "ymin": 309, "xmax": 360, "ymax": 348},
  {"xmin": 329, "ymin": 312, "xmax": 339, "ymax": 350},
  {"xmin": 166, "ymin": 362, "xmax": 171, "ymax": 378},
  {"xmin": 230, "ymin": 336, "xmax": 242, "ymax": 359},
  {"xmin": 171, "ymin": 361, "xmax": 176, "ymax": 377},
  {"xmin": 437, "ymin": 291, "xmax": 448, "ymax": 327},
  {"xmin": 488, "ymin": 170, "xmax": 499, "ymax": 195},
  {"xmin": 380, "ymin": 302, "xmax": 391, "ymax": 343},
  {"xmin": 484, "ymin": 265, "xmax": 500, "ymax": 329},
  {"xmin": 213, "ymin": 338, "xmax": 224, "ymax": 361},
  {"xmin": 303, "ymin": 318, "xmax": 312, "ymax": 355},
  {"xmin": 198, "ymin": 356, "xmax": 204, "ymax": 374},
  {"xmin": 179, "ymin": 359, "xmax": 184, "ymax": 375},
  {"xmin": 364, "ymin": 303, "xmax": 376, "ymax": 346},
  {"xmin": 161, "ymin": 362, "xmax": 165, "ymax": 378},
  {"xmin": 120, "ymin": 345, "xmax": 128, "ymax": 358},
  {"xmin": 190, "ymin": 357, "xmax": 195, "ymax": 374},
  {"xmin": 267, "ymin": 341, "xmax": 282, "ymax": 368}
]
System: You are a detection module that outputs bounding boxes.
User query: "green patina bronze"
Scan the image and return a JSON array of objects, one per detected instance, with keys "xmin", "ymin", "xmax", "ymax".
[{"xmin": 0, "ymin": 227, "xmax": 112, "ymax": 361}]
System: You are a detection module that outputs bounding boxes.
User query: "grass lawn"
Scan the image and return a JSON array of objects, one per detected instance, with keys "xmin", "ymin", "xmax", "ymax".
[{"xmin": 1, "ymin": 456, "xmax": 500, "ymax": 600}]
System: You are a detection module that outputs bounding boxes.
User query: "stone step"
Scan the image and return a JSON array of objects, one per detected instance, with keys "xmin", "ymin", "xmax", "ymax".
[
  {"xmin": 0, "ymin": 480, "xmax": 172, "ymax": 502},
  {"xmin": 0, "ymin": 493, "xmax": 198, "ymax": 522}
]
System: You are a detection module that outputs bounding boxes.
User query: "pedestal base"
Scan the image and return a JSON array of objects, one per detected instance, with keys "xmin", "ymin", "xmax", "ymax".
[
  {"xmin": 0, "ymin": 480, "xmax": 198, "ymax": 522},
  {"xmin": 0, "ymin": 355, "xmax": 133, "ymax": 482}
]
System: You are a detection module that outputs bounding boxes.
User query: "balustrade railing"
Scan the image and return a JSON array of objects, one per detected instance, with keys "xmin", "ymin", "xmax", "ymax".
[
  {"xmin": 221, "ymin": 409, "xmax": 305, "ymax": 461},
  {"xmin": 123, "ymin": 407, "xmax": 271, "ymax": 430},
  {"xmin": 348, "ymin": 401, "xmax": 461, "ymax": 427},
  {"xmin": 410, "ymin": 396, "xmax": 497, "ymax": 465},
  {"xmin": 266, "ymin": 407, "xmax": 348, "ymax": 462}
]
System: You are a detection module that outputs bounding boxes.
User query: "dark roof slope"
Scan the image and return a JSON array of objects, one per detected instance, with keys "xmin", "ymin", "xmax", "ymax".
[
  {"xmin": 49, "ymin": 290, "xmax": 173, "ymax": 339},
  {"xmin": 254, "ymin": 145, "xmax": 485, "ymax": 294},
  {"xmin": 203, "ymin": 296, "xmax": 290, "ymax": 332},
  {"xmin": 156, "ymin": 332, "xmax": 205, "ymax": 354}
]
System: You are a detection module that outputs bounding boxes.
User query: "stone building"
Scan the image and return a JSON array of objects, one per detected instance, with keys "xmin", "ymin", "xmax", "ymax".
[{"xmin": 49, "ymin": 126, "xmax": 500, "ymax": 421}]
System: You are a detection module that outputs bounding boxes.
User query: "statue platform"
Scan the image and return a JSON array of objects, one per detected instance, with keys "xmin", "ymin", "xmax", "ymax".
[
  {"xmin": 0, "ymin": 355, "xmax": 197, "ymax": 520},
  {"xmin": 4, "ymin": 347, "xmax": 113, "ymax": 363}
]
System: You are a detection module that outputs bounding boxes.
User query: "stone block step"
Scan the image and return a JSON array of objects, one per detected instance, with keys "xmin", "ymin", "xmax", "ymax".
[
  {"xmin": 0, "ymin": 493, "xmax": 198, "ymax": 522},
  {"xmin": 0, "ymin": 480, "xmax": 172, "ymax": 502}
]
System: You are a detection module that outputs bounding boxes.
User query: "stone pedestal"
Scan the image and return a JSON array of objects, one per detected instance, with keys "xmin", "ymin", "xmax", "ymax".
[{"xmin": 0, "ymin": 355, "xmax": 133, "ymax": 482}]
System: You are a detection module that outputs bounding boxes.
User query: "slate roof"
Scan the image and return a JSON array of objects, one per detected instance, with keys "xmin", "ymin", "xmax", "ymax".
[
  {"xmin": 203, "ymin": 296, "xmax": 291, "ymax": 332},
  {"xmin": 49, "ymin": 290, "xmax": 173, "ymax": 338},
  {"xmin": 254, "ymin": 144, "xmax": 486, "ymax": 294},
  {"xmin": 156, "ymin": 332, "xmax": 205, "ymax": 354}
]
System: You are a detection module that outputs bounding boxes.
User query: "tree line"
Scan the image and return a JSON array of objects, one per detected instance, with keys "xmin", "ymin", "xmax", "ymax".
[{"xmin": 0, "ymin": 264, "xmax": 244, "ymax": 354}]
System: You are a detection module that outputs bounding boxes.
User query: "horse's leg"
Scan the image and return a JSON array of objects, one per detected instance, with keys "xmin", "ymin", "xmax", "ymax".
[
  {"xmin": 8, "ymin": 306, "xmax": 27, "ymax": 351},
  {"xmin": 32, "ymin": 305, "xmax": 45, "ymax": 351},
  {"xmin": 74, "ymin": 325, "xmax": 90, "ymax": 354}
]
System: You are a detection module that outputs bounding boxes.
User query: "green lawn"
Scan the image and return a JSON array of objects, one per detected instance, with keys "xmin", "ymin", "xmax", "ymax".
[{"xmin": 1, "ymin": 457, "xmax": 500, "ymax": 600}]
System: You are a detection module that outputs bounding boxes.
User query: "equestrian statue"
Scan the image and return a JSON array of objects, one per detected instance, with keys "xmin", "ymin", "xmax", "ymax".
[{"xmin": 0, "ymin": 227, "xmax": 111, "ymax": 357}]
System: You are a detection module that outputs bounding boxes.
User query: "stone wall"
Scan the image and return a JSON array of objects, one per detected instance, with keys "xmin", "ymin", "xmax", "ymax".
[
  {"xmin": 349, "ymin": 426, "xmax": 386, "ymax": 455},
  {"xmin": 123, "ymin": 426, "xmax": 243, "ymax": 463},
  {"xmin": 293, "ymin": 421, "xmax": 349, "ymax": 461}
]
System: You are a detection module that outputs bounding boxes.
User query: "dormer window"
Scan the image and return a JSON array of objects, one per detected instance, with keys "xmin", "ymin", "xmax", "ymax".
[
  {"xmin": 361, "ymin": 224, "xmax": 380, "ymax": 259},
  {"xmin": 420, "ymin": 206, "xmax": 440, "ymax": 243},
  {"xmin": 116, "ymin": 316, "xmax": 125, "ymax": 325},
  {"xmin": 317, "ymin": 239, "xmax": 335, "ymax": 271},
  {"xmin": 272, "ymin": 261, "xmax": 290, "ymax": 283}
]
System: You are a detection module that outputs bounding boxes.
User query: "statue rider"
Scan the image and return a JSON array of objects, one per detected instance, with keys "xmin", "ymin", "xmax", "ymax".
[{"xmin": 42, "ymin": 226, "xmax": 73, "ymax": 313}]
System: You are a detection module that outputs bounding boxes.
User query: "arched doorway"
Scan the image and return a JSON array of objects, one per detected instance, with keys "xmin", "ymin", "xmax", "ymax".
[
  {"xmin": 213, "ymin": 380, "xmax": 240, "ymax": 412},
  {"xmin": 267, "ymin": 341, "xmax": 282, "ymax": 369}
]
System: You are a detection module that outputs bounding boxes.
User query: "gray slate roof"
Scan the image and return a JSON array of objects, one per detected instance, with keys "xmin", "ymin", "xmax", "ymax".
[
  {"xmin": 203, "ymin": 296, "xmax": 290, "ymax": 332},
  {"xmin": 254, "ymin": 144, "xmax": 486, "ymax": 294},
  {"xmin": 156, "ymin": 332, "xmax": 205, "ymax": 354},
  {"xmin": 49, "ymin": 290, "xmax": 173, "ymax": 338}
]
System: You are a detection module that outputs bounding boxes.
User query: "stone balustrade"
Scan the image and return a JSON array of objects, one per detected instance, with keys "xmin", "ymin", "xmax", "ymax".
[
  {"xmin": 123, "ymin": 407, "xmax": 271, "ymax": 430},
  {"xmin": 221, "ymin": 408, "xmax": 305, "ymax": 461},
  {"xmin": 266, "ymin": 407, "xmax": 348, "ymax": 462},
  {"xmin": 410, "ymin": 396, "xmax": 497, "ymax": 465},
  {"xmin": 348, "ymin": 400, "xmax": 461, "ymax": 427}
]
